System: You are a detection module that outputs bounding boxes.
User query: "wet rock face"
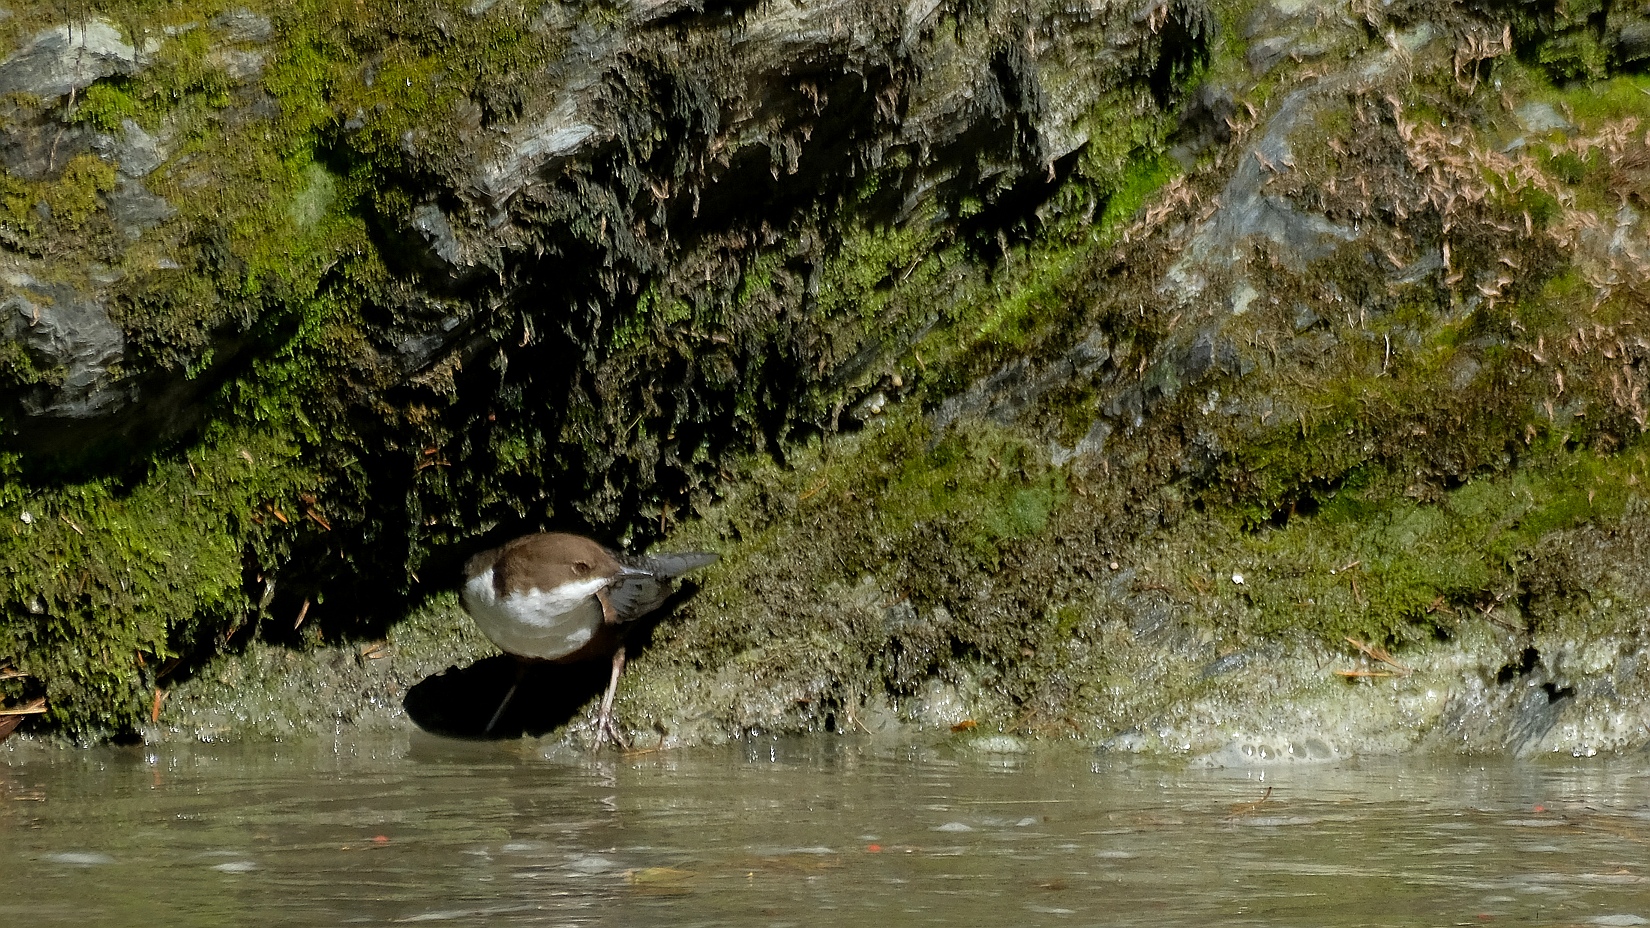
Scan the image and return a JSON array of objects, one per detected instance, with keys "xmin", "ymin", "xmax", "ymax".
[
  {"xmin": 0, "ymin": 0, "xmax": 1209, "ymax": 493},
  {"xmin": 0, "ymin": 0, "xmax": 1200, "ymax": 473},
  {"xmin": 0, "ymin": 18, "xmax": 146, "ymax": 103},
  {"xmin": 0, "ymin": 0, "xmax": 1214, "ymax": 736},
  {"xmin": 1, "ymin": 274, "xmax": 127, "ymax": 420}
]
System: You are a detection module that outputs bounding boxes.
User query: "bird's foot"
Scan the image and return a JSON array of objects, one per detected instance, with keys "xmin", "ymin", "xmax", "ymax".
[
  {"xmin": 595, "ymin": 643, "xmax": 630, "ymax": 750},
  {"xmin": 597, "ymin": 711, "xmax": 631, "ymax": 750}
]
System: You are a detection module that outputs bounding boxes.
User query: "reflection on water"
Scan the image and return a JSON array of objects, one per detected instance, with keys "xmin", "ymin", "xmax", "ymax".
[{"xmin": 4, "ymin": 734, "xmax": 1650, "ymax": 926}]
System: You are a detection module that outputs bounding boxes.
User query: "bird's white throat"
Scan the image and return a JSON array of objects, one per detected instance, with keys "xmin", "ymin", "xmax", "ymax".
[{"xmin": 462, "ymin": 570, "xmax": 611, "ymax": 658}]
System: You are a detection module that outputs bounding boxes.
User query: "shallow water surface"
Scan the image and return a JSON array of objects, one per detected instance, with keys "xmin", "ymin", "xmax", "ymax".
[{"xmin": 4, "ymin": 734, "xmax": 1650, "ymax": 926}]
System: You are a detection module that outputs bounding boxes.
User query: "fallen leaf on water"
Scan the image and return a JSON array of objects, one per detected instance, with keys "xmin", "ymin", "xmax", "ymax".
[
  {"xmin": 1036, "ymin": 879, "xmax": 1069, "ymax": 891},
  {"xmin": 1228, "ymin": 786, "xmax": 1274, "ymax": 816},
  {"xmin": 626, "ymin": 866, "xmax": 695, "ymax": 890}
]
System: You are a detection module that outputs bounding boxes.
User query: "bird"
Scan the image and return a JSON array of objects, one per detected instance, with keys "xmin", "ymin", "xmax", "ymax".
[{"xmin": 460, "ymin": 531, "xmax": 717, "ymax": 745}]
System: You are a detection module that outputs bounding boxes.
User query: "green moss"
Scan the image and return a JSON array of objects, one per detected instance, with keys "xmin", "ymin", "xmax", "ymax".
[
  {"xmin": 816, "ymin": 215, "xmax": 944, "ymax": 324},
  {"xmin": 1095, "ymin": 153, "xmax": 1180, "ymax": 238},
  {"xmin": 0, "ymin": 153, "xmax": 118, "ymax": 238},
  {"xmin": 109, "ymin": 265, "xmax": 227, "ymax": 371},
  {"xmin": 74, "ymin": 80, "xmax": 144, "ymax": 133},
  {"xmin": 612, "ymin": 284, "xmax": 696, "ymax": 351},
  {"xmin": 1535, "ymin": 31, "xmax": 1610, "ymax": 84},
  {"xmin": 0, "ymin": 430, "xmax": 322, "ymax": 738},
  {"xmin": 1551, "ymin": 73, "xmax": 1650, "ymax": 122},
  {"xmin": 1207, "ymin": 444, "xmax": 1643, "ymax": 647},
  {"xmin": 288, "ymin": 161, "xmax": 337, "ymax": 231},
  {"xmin": 148, "ymin": 27, "xmax": 237, "ymax": 109},
  {"xmin": 873, "ymin": 419, "xmax": 1068, "ymax": 564}
]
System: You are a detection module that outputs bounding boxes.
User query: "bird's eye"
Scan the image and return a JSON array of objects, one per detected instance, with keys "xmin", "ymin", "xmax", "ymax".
[{"xmin": 573, "ymin": 561, "xmax": 590, "ymax": 574}]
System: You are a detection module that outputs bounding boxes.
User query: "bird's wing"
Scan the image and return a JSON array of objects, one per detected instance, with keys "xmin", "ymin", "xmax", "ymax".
[
  {"xmin": 603, "ymin": 552, "xmax": 718, "ymax": 623},
  {"xmin": 603, "ymin": 567, "xmax": 673, "ymax": 623}
]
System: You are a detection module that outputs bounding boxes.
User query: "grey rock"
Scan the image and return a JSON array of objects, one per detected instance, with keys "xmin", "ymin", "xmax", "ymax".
[
  {"xmin": 1164, "ymin": 82, "xmax": 1358, "ymax": 298},
  {"xmin": 1246, "ymin": 35, "xmax": 1295, "ymax": 75},
  {"xmin": 211, "ymin": 8, "xmax": 273, "ymax": 44},
  {"xmin": 1616, "ymin": 19, "xmax": 1650, "ymax": 65},
  {"xmin": 1051, "ymin": 418, "xmax": 1111, "ymax": 467},
  {"xmin": 89, "ymin": 118, "xmax": 168, "ymax": 178},
  {"xmin": 1160, "ymin": 29, "xmax": 1438, "ymax": 303},
  {"xmin": 0, "ymin": 118, "xmax": 98, "ymax": 181},
  {"xmin": 1246, "ymin": 30, "xmax": 1335, "ymax": 76},
  {"xmin": 1506, "ymin": 677, "xmax": 1569, "ymax": 757},
  {"xmin": 1168, "ymin": 83, "xmax": 1236, "ymax": 167},
  {"xmin": 1, "ymin": 274, "xmax": 127, "ymax": 420},
  {"xmin": 475, "ymin": 98, "xmax": 606, "ymax": 206},
  {"xmin": 1517, "ymin": 102, "xmax": 1571, "ymax": 135},
  {"xmin": 1200, "ymin": 650, "xmax": 1249, "ymax": 678},
  {"xmin": 209, "ymin": 47, "xmax": 266, "ymax": 80},
  {"xmin": 626, "ymin": 0, "xmax": 707, "ymax": 22},
  {"xmin": 1290, "ymin": 303, "xmax": 1321, "ymax": 332},
  {"xmin": 406, "ymin": 203, "xmax": 497, "ymax": 288},
  {"xmin": 411, "ymin": 203, "xmax": 468, "ymax": 269},
  {"xmin": 1392, "ymin": 248, "xmax": 1445, "ymax": 285},
  {"xmin": 393, "ymin": 330, "xmax": 452, "ymax": 371},
  {"xmin": 105, "ymin": 178, "xmax": 175, "ymax": 239},
  {"xmin": 0, "ymin": 17, "xmax": 147, "ymax": 102}
]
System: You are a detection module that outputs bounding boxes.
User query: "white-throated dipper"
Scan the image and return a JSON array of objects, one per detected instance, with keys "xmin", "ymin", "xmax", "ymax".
[{"xmin": 461, "ymin": 532, "xmax": 717, "ymax": 744}]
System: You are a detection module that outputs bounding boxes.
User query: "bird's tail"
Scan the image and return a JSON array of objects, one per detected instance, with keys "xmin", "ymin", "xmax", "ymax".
[
  {"xmin": 604, "ymin": 551, "xmax": 719, "ymax": 622},
  {"xmin": 638, "ymin": 551, "xmax": 719, "ymax": 578}
]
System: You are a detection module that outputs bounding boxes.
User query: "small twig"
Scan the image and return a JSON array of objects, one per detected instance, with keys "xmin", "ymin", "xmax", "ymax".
[
  {"xmin": 1345, "ymin": 636, "xmax": 1413, "ymax": 675},
  {"xmin": 0, "ymin": 698, "xmax": 48, "ymax": 716},
  {"xmin": 293, "ymin": 596, "xmax": 311, "ymax": 630},
  {"xmin": 48, "ymin": 84, "xmax": 77, "ymax": 173},
  {"xmin": 621, "ymin": 727, "xmax": 673, "ymax": 758},
  {"xmin": 1229, "ymin": 786, "xmax": 1274, "ymax": 817}
]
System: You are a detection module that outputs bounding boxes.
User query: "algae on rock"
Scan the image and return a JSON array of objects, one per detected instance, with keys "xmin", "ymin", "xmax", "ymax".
[
  {"xmin": 1, "ymin": 0, "xmax": 1211, "ymax": 738},
  {"xmin": 11, "ymin": 0, "xmax": 1650, "ymax": 758}
]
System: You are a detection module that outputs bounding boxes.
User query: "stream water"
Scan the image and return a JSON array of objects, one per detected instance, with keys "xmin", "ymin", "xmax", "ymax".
[{"xmin": 3, "ymin": 733, "xmax": 1649, "ymax": 926}]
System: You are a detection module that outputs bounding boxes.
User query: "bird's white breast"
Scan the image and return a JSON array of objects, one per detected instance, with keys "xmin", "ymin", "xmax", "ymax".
[{"xmin": 462, "ymin": 570, "xmax": 610, "ymax": 659}]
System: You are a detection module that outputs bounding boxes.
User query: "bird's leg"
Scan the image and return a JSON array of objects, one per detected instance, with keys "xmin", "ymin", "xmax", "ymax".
[
  {"xmin": 485, "ymin": 659, "xmax": 527, "ymax": 735},
  {"xmin": 595, "ymin": 643, "xmax": 630, "ymax": 750}
]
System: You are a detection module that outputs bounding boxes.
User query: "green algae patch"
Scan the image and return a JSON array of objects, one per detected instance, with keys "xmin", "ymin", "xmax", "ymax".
[
  {"xmin": 1, "ymin": 153, "xmax": 119, "ymax": 241},
  {"xmin": 1188, "ymin": 445, "xmax": 1646, "ymax": 649},
  {"xmin": 872, "ymin": 422, "xmax": 1067, "ymax": 567},
  {"xmin": 0, "ymin": 431, "xmax": 325, "ymax": 737}
]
